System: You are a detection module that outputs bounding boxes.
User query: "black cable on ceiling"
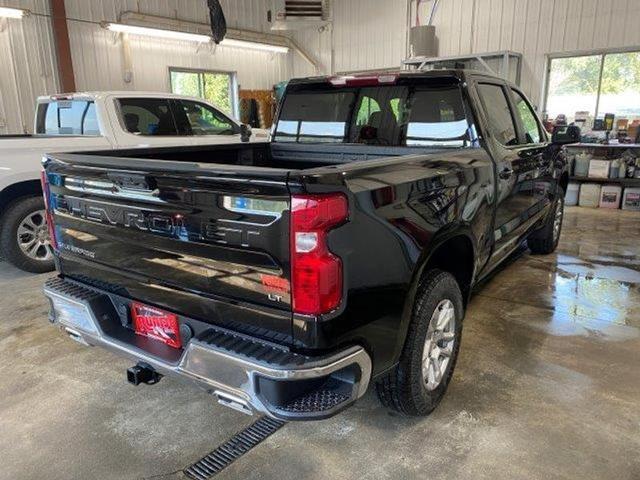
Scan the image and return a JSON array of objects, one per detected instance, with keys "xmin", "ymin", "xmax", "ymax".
[{"xmin": 207, "ymin": 0, "xmax": 227, "ymax": 44}]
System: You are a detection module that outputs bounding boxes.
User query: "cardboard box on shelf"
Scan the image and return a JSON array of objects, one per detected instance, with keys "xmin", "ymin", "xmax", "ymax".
[{"xmin": 588, "ymin": 159, "xmax": 611, "ymax": 179}]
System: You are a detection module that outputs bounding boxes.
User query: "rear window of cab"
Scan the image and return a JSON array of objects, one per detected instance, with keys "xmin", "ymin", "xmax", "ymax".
[
  {"xmin": 36, "ymin": 100, "xmax": 100, "ymax": 135},
  {"xmin": 274, "ymin": 80, "xmax": 472, "ymax": 148}
]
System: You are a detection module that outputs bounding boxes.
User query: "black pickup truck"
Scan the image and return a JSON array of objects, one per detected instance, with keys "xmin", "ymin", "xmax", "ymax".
[{"xmin": 42, "ymin": 70, "xmax": 577, "ymax": 421}]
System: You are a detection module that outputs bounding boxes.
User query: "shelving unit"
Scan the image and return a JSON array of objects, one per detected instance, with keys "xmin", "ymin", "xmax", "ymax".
[
  {"xmin": 403, "ymin": 50, "xmax": 523, "ymax": 85},
  {"xmin": 567, "ymin": 143, "xmax": 640, "ymax": 152},
  {"xmin": 566, "ymin": 143, "xmax": 640, "ymax": 211},
  {"xmin": 570, "ymin": 176, "xmax": 640, "ymax": 187}
]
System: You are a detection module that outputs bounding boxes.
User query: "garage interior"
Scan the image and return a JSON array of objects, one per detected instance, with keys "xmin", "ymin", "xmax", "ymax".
[{"xmin": 1, "ymin": 1, "xmax": 640, "ymax": 479}]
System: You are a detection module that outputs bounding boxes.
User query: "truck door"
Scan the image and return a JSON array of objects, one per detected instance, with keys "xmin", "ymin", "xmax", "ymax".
[
  {"xmin": 507, "ymin": 87, "xmax": 554, "ymax": 218},
  {"xmin": 475, "ymin": 82, "xmax": 539, "ymax": 265}
]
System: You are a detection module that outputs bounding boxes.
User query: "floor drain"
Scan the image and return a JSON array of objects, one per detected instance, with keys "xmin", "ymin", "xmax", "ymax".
[{"xmin": 184, "ymin": 416, "xmax": 285, "ymax": 479}]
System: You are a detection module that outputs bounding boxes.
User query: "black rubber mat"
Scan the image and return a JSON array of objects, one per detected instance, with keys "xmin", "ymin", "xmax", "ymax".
[{"xmin": 183, "ymin": 417, "xmax": 285, "ymax": 479}]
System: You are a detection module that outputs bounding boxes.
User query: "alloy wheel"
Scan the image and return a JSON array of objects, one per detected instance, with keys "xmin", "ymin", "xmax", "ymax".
[
  {"xmin": 422, "ymin": 299, "xmax": 456, "ymax": 391},
  {"xmin": 17, "ymin": 210, "xmax": 52, "ymax": 262}
]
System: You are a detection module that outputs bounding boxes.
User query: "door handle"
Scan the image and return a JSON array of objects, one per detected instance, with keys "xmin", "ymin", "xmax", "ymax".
[{"xmin": 499, "ymin": 167, "xmax": 514, "ymax": 180}]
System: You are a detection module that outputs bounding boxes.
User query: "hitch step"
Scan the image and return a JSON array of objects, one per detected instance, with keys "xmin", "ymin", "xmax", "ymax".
[
  {"xmin": 184, "ymin": 417, "xmax": 285, "ymax": 479},
  {"xmin": 127, "ymin": 362, "xmax": 161, "ymax": 385}
]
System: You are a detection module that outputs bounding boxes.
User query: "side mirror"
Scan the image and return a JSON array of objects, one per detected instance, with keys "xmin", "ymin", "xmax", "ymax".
[
  {"xmin": 240, "ymin": 124, "xmax": 252, "ymax": 143},
  {"xmin": 552, "ymin": 125, "xmax": 581, "ymax": 145}
]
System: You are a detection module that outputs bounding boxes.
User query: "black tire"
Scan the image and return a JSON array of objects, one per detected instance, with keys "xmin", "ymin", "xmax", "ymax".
[
  {"xmin": 0, "ymin": 196, "xmax": 55, "ymax": 273},
  {"xmin": 376, "ymin": 269, "xmax": 464, "ymax": 416},
  {"xmin": 528, "ymin": 188, "xmax": 565, "ymax": 255}
]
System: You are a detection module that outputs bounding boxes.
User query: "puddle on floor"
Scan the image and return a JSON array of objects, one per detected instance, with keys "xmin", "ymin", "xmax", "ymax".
[{"xmin": 529, "ymin": 251, "xmax": 640, "ymax": 328}]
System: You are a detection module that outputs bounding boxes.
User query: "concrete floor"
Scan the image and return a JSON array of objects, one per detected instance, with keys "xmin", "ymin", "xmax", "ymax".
[{"xmin": 1, "ymin": 206, "xmax": 639, "ymax": 480}]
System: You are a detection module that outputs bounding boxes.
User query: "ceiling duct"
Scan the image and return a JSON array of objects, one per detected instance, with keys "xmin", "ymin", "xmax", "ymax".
[
  {"xmin": 285, "ymin": 0, "xmax": 323, "ymax": 18},
  {"xmin": 270, "ymin": 0, "xmax": 330, "ymax": 30}
]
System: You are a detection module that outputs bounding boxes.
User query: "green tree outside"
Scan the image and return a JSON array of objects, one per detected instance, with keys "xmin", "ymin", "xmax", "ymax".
[
  {"xmin": 550, "ymin": 52, "xmax": 640, "ymax": 96},
  {"xmin": 170, "ymin": 70, "xmax": 233, "ymax": 115}
]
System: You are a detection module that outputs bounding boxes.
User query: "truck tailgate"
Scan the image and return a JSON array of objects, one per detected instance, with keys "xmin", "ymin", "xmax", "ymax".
[{"xmin": 44, "ymin": 154, "xmax": 293, "ymax": 343}]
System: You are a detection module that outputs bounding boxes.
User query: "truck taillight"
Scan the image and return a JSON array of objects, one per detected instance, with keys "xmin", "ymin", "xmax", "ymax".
[
  {"xmin": 40, "ymin": 170, "xmax": 58, "ymax": 251},
  {"xmin": 290, "ymin": 194, "xmax": 348, "ymax": 315}
]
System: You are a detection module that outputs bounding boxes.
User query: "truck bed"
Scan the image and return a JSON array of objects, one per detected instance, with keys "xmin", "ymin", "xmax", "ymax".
[
  {"xmin": 75, "ymin": 142, "xmax": 446, "ymax": 170},
  {"xmin": 43, "ymin": 141, "xmax": 455, "ymax": 346}
]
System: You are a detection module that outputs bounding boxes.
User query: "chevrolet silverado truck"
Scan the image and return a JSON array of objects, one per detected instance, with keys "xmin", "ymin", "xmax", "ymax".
[
  {"xmin": 1, "ymin": 91, "xmax": 263, "ymax": 273},
  {"xmin": 41, "ymin": 70, "xmax": 578, "ymax": 421}
]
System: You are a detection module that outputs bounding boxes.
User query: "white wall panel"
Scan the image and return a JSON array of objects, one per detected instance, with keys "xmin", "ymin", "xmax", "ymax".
[
  {"xmin": 3, "ymin": 0, "xmax": 640, "ymax": 134},
  {"xmin": 65, "ymin": 0, "xmax": 291, "ymax": 94},
  {"xmin": 332, "ymin": 0, "xmax": 408, "ymax": 73},
  {"xmin": 292, "ymin": 0, "xmax": 408, "ymax": 76},
  {"xmin": 0, "ymin": 0, "xmax": 58, "ymax": 133},
  {"xmin": 0, "ymin": 0, "xmax": 291, "ymax": 133},
  {"xmin": 426, "ymin": 0, "xmax": 640, "ymax": 107},
  {"xmin": 64, "ymin": 0, "xmax": 275, "ymax": 32},
  {"xmin": 67, "ymin": 21, "xmax": 289, "ymax": 93}
]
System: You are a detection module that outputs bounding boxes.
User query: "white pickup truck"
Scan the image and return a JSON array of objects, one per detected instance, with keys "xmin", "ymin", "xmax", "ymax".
[{"xmin": 0, "ymin": 91, "xmax": 265, "ymax": 273}]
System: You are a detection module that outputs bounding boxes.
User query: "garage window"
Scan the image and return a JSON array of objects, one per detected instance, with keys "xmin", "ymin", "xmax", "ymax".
[
  {"xmin": 545, "ymin": 51, "xmax": 640, "ymax": 124},
  {"xmin": 170, "ymin": 68, "xmax": 238, "ymax": 118}
]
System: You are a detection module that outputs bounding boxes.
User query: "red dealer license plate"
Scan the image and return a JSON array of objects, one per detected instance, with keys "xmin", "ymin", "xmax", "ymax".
[{"xmin": 131, "ymin": 302, "xmax": 182, "ymax": 349}]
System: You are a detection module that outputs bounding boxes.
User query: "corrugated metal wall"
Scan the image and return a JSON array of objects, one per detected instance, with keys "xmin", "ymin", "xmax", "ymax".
[
  {"xmin": 0, "ymin": 0, "xmax": 58, "ymax": 134},
  {"xmin": 64, "ymin": 0, "xmax": 291, "ymax": 93},
  {"xmin": 292, "ymin": 0, "xmax": 409, "ymax": 78},
  {"xmin": 0, "ymin": 0, "xmax": 293, "ymax": 133},
  {"xmin": 332, "ymin": 0, "xmax": 408, "ymax": 73},
  {"xmin": 426, "ymin": 0, "xmax": 640, "ymax": 107},
  {"xmin": 3, "ymin": 0, "xmax": 640, "ymax": 133}
]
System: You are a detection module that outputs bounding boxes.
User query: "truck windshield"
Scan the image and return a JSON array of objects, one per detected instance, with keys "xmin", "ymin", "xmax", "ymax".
[
  {"xmin": 36, "ymin": 100, "xmax": 99, "ymax": 135},
  {"xmin": 274, "ymin": 82, "xmax": 471, "ymax": 147}
]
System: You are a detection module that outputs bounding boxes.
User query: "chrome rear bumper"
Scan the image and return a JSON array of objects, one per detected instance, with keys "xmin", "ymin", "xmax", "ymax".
[{"xmin": 44, "ymin": 277, "xmax": 372, "ymax": 421}]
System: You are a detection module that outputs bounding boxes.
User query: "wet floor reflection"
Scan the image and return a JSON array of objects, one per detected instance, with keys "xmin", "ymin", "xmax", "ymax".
[{"xmin": 476, "ymin": 207, "xmax": 640, "ymax": 330}]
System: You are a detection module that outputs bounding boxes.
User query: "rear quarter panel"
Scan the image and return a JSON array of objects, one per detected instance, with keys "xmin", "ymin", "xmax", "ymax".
[{"xmin": 291, "ymin": 149, "xmax": 495, "ymax": 375}]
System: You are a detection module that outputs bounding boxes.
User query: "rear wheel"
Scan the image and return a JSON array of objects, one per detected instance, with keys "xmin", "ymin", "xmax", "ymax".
[
  {"xmin": 528, "ymin": 188, "xmax": 564, "ymax": 255},
  {"xmin": 376, "ymin": 269, "xmax": 464, "ymax": 416},
  {"xmin": 0, "ymin": 196, "xmax": 55, "ymax": 273}
]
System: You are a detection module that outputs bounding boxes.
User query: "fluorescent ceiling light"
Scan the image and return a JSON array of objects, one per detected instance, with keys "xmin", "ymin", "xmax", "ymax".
[
  {"xmin": 104, "ymin": 22, "xmax": 212, "ymax": 43},
  {"xmin": 0, "ymin": 7, "xmax": 28, "ymax": 18},
  {"xmin": 221, "ymin": 38, "xmax": 289, "ymax": 54},
  {"xmin": 102, "ymin": 22, "xmax": 289, "ymax": 53}
]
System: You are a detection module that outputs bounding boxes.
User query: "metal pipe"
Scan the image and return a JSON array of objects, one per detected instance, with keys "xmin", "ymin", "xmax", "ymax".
[{"xmin": 428, "ymin": 0, "xmax": 441, "ymax": 26}]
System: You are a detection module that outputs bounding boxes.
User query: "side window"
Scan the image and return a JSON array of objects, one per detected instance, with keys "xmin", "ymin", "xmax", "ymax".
[
  {"xmin": 512, "ymin": 90, "xmax": 542, "ymax": 144},
  {"xmin": 477, "ymin": 83, "xmax": 518, "ymax": 146},
  {"xmin": 179, "ymin": 100, "xmax": 236, "ymax": 136},
  {"xmin": 118, "ymin": 98, "xmax": 179, "ymax": 136},
  {"xmin": 37, "ymin": 101, "xmax": 99, "ymax": 135}
]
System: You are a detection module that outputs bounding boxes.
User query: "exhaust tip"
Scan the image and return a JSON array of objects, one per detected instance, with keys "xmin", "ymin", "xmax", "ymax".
[{"xmin": 127, "ymin": 362, "xmax": 162, "ymax": 386}]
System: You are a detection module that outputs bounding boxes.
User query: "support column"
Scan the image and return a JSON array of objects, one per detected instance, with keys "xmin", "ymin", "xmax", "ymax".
[{"xmin": 50, "ymin": 0, "xmax": 75, "ymax": 92}]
